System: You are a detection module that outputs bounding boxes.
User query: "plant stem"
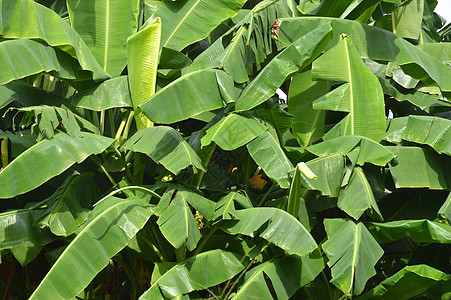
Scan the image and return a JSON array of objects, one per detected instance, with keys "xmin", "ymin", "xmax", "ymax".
[
  {"xmin": 194, "ymin": 228, "xmax": 217, "ymax": 255},
  {"xmin": 114, "ymin": 148, "xmax": 133, "ymax": 182},
  {"xmin": 1, "ymin": 137, "xmax": 8, "ymax": 170},
  {"xmin": 100, "ymin": 110, "xmax": 105, "ymax": 136},
  {"xmin": 257, "ymin": 182, "xmax": 276, "ymax": 207},
  {"xmin": 321, "ymin": 270, "xmax": 333, "ymax": 300},
  {"xmin": 108, "ymin": 109, "xmax": 116, "ymax": 138},
  {"xmin": 303, "ymin": 286, "xmax": 314, "ymax": 300},
  {"xmin": 190, "ymin": 144, "xmax": 216, "ymax": 189},
  {"xmin": 121, "ymin": 111, "xmax": 135, "ymax": 144},
  {"xmin": 91, "ymin": 157, "xmax": 117, "ymax": 186}
]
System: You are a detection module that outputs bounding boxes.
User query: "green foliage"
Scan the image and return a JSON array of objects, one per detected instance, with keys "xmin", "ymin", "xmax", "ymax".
[{"xmin": 0, "ymin": 0, "xmax": 450, "ymax": 299}]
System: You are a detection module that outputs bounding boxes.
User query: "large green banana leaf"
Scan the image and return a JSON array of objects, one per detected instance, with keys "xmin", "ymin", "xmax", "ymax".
[
  {"xmin": 0, "ymin": 39, "xmax": 80, "ymax": 85},
  {"xmin": 0, "ymin": 133, "xmax": 115, "ymax": 198},
  {"xmin": 126, "ymin": 17, "xmax": 161, "ymax": 130},
  {"xmin": 36, "ymin": 173, "xmax": 96, "ymax": 236},
  {"xmin": 70, "ymin": 76, "xmax": 132, "ymax": 111},
  {"xmin": 365, "ymin": 59, "xmax": 450, "ymax": 112},
  {"xmin": 392, "ymin": 0, "xmax": 424, "ymax": 39},
  {"xmin": 201, "ymin": 113, "xmax": 267, "ymax": 151},
  {"xmin": 140, "ymin": 70, "xmax": 235, "ymax": 124},
  {"xmin": 0, "ymin": 81, "xmax": 63, "ymax": 110},
  {"xmin": 30, "ymin": 196, "xmax": 153, "ymax": 299},
  {"xmin": 156, "ymin": 188, "xmax": 215, "ymax": 251},
  {"xmin": 301, "ymin": 153, "xmax": 345, "ymax": 197},
  {"xmin": 278, "ymin": 17, "xmax": 451, "ymax": 91},
  {"xmin": 153, "ymin": 0, "xmax": 247, "ymax": 52},
  {"xmin": 0, "ymin": 209, "xmax": 54, "ymax": 250},
  {"xmin": 356, "ymin": 265, "xmax": 451, "ymax": 300},
  {"xmin": 387, "ymin": 146, "xmax": 451, "ymax": 189},
  {"xmin": 322, "ymin": 218, "xmax": 384, "ymax": 296},
  {"xmin": 418, "ymin": 43, "xmax": 451, "ymax": 63},
  {"xmin": 287, "ymin": 163, "xmax": 314, "ymax": 229},
  {"xmin": 338, "ymin": 166, "xmax": 383, "ymax": 221},
  {"xmin": 0, "ymin": 0, "xmax": 109, "ymax": 82},
  {"xmin": 67, "ymin": 0, "xmax": 140, "ymax": 77},
  {"xmin": 315, "ymin": 0, "xmax": 382, "ymax": 20},
  {"xmin": 213, "ymin": 191, "xmax": 253, "ymax": 220},
  {"xmin": 438, "ymin": 192, "xmax": 451, "ymax": 222},
  {"xmin": 247, "ymin": 131, "xmax": 293, "ymax": 189},
  {"xmin": 312, "ymin": 36, "xmax": 386, "ymax": 141},
  {"xmin": 139, "ymin": 249, "xmax": 247, "ymax": 300},
  {"xmin": 235, "ymin": 22, "xmax": 333, "ymax": 111},
  {"xmin": 367, "ymin": 219, "xmax": 451, "ymax": 244},
  {"xmin": 216, "ymin": 207, "xmax": 318, "ymax": 257},
  {"xmin": 288, "ymin": 68, "xmax": 329, "ymax": 147},
  {"xmin": 232, "ymin": 253, "xmax": 324, "ymax": 299},
  {"xmin": 307, "ymin": 136, "xmax": 396, "ymax": 166},
  {"xmin": 121, "ymin": 126, "xmax": 205, "ymax": 175},
  {"xmin": 188, "ymin": 1, "xmax": 291, "ymax": 83}
]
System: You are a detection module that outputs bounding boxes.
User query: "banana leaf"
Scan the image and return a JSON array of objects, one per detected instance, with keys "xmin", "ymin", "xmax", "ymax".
[
  {"xmin": 247, "ymin": 131, "xmax": 294, "ymax": 189},
  {"xmin": 287, "ymin": 163, "xmax": 315, "ymax": 229},
  {"xmin": 418, "ymin": 43, "xmax": 451, "ymax": 64},
  {"xmin": 338, "ymin": 166, "xmax": 383, "ymax": 221},
  {"xmin": 0, "ymin": 133, "xmax": 115, "ymax": 198},
  {"xmin": 307, "ymin": 136, "xmax": 396, "ymax": 166},
  {"xmin": 70, "ymin": 76, "xmax": 132, "ymax": 111},
  {"xmin": 301, "ymin": 153, "xmax": 346, "ymax": 197},
  {"xmin": 367, "ymin": 219, "xmax": 451, "ymax": 244},
  {"xmin": 232, "ymin": 252, "xmax": 324, "ymax": 299},
  {"xmin": 30, "ymin": 196, "xmax": 153, "ymax": 299},
  {"xmin": 438, "ymin": 192, "xmax": 451, "ymax": 222},
  {"xmin": 36, "ymin": 173, "xmax": 97, "ymax": 236},
  {"xmin": 121, "ymin": 126, "xmax": 205, "ymax": 175},
  {"xmin": 356, "ymin": 265, "xmax": 451, "ymax": 300},
  {"xmin": 249, "ymin": 101, "xmax": 294, "ymax": 137},
  {"xmin": 127, "ymin": 17, "xmax": 161, "ymax": 129},
  {"xmin": 67, "ymin": 0, "xmax": 140, "ymax": 77},
  {"xmin": 215, "ymin": 207, "xmax": 318, "ymax": 257},
  {"xmin": 322, "ymin": 218, "xmax": 384, "ymax": 296},
  {"xmin": 0, "ymin": 39, "xmax": 81, "ymax": 85},
  {"xmin": 278, "ymin": 17, "xmax": 451, "ymax": 91},
  {"xmin": 392, "ymin": 0, "xmax": 424, "ymax": 39},
  {"xmin": 0, "ymin": 209, "xmax": 54, "ymax": 250},
  {"xmin": 139, "ymin": 249, "xmax": 247, "ymax": 300},
  {"xmin": 140, "ymin": 70, "xmax": 235, "ymax": 124},
  {"xmin": 288, "ymin": 68, "xmax": 329, "ymax": 147},
  {"xmin": 157, "ymin": 187, "xmax": 215, "ymax": 251},
  {"xmin": 201, "ymin": 113, "xmax": 267, "ymax": 151},
  {"xmin": 0, "ymin": 0, "xmax": 109, "ymax": 82},
  {"xmin": 387, "ymin": 146, "xmax": 451, "ymax": 189},
  {"xmin": 213, "ymin": 191, "xmax": 253, "ymax": 220},
  {"xmin": 0, "ymin": 81, "xmax": 63, "ymax": 110},
  {"xmin": 235, "ymin": 22, "xmax": 333, "ymax": 111},
  {"xmin": 365, "ymin": 59, "xmax": 450, "ymax": 113},
  {"xmin": 312, "ymin": 36, "xmax": 386, "ymax": 141},
  {"xmin": 153, "ymin": 0, "xmax": 247, "ymax": 52}
]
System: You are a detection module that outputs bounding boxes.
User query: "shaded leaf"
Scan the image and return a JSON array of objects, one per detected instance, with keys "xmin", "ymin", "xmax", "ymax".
[{"xmin": 213, "ymin": 191, "xmax": 253, "ymax": 220}]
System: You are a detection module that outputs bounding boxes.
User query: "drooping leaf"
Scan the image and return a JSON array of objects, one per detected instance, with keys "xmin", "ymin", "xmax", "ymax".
[
  {"xmin": 121, "ymin": 126, "xmax": 205, "ymax": 175},
  {"xmin": 278, "ymin": 17, "xmax": 451, "ymax": 91},
  {"xmin": 153, "ymin": 0, "xmax": 247, "ymax": 52},
  {"xmin": 0, "ymin": 0, "xmax": 109, "ymax": 81},
  {"xmin": 140, "ymin": 70, "xmax": 235, "ymax": 124},
  {"xmin": 322, "ymin": 218, "xmax": 384, "ymax": 296},
  {"xmin": 247, "ymin": 131, "xmax": 294, "ymax": 189},
  {"xmin": 367, "ymin": 219, "xmax": 451, "ymax": 244},
  {"xmin": 338, "ymin": 166, "xmax": 383, "ymax": 221},
  {"xmin": 307, "ymin": 136, "xmax": 396, "ymax": 166},
  {"xmin": 0, "ymin": 81, "xmax": 63, "ymax": 110},
  {"xmin": 312, "ymin": 36, "xmax": 386, "ymax": 141},
  {"xmin": 356, "ymin": 265, "xmax": 451, "ymax": 300},
  {"xmin": 392, "ymin": 0, "xmax": 424, "ymax": 40},
  {"xmin": 67, "ymin": 0, "xmax": 140, "ymax": 77},
  {"xmin": 301, "ymin": 153, "xmax": 346, "ymax": 197},
  {"xmin": 216, "ymin": 208, "xmax": 318, "ymax": 257},
  {"xmin": 139, "ymin": 250, "xmax": 247, "ymax": 300},
  {"xmin": 30, "ymin": 196, "xmax": 153, "ymax": 299},
  {"xmin": 201, "ymin": 114, "xmax": 267, "ymax": 151},
  {"xmin": 157, "ymin": 188, "xmax": 215, "ymax": 251},
  {"xmin": 70, "ymin": 76, "xmax": 132, "ymax": 111},
  {"xmin": 213, "ymin": 191, "xmax": 253, "ymax": 220},
  {"xmin": 235, "ymin": 22, "xmax": 333, "ymax": 111},
  {"xmin": 127, "ymin": 17, "xmax": 161, "ymax": 129},
  {"xmin": 232, "ymin": 252, "xmax": 324, "ymax": 299},
  {"xmin": 0, "ymin": 133, "xmax": 115, "ymax": 198},
  {"xmin": 36, "ymin": 173, "xmax": 97, "ymax": 236},
  {"xmin": 387, "ymin": 146, "xmax": 451, "ymax": 189},
  {"xmin": 288, "ymin": 68, "xmax": 329, "ymax": 147}
]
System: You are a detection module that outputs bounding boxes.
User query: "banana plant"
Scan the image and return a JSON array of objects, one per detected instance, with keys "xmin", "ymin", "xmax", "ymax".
[{"xmin": 0, "ymin": 0, "xmax": 450, "ymax": 299}]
